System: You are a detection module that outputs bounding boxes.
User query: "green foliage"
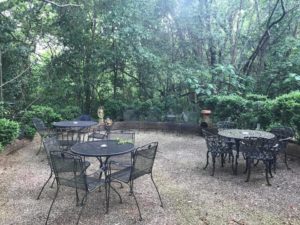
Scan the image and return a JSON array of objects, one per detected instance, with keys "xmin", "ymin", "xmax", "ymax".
[
  {"xmin": 271, "ymin": 91, "xmax": 300, "ymax": 127},
  {"xmin": 204, "ymin": 95, "xmax": 247, "ymax": 122},
  {"xmin": 245, "ymin": 94, "xmax": 268, "ymax": 101},
  {"xmin": 0, "ymin": 119, "xmax": 20, "ymax": 146},
  {"xmin": 103, "ymin": 99, "xmax": 125, "ymax": 120},
  {"xmin": 0, "ymin": 143, "xmax": 3, "ymax": 152},
  {"xmin": 58, "ymin": 106, "xmax": 81, "ymax": 120},
  {"xmin": 21, "ymin": 105, "xmax": 62, "ymax": 126},
  {"xmin": 22, "ymin": 125, "xmax": 36, "ymax": 139}
]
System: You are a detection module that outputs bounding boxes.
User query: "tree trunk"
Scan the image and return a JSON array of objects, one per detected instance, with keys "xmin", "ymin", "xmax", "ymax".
[{"xmin": 0, "ymin": 50, "xmax": 3, "ymax": 102}]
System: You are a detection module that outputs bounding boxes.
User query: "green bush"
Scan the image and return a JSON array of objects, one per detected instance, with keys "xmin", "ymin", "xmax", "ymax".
[
  {"xmin": 271, "ymin": 91, "xmax": 300, "ymax": 126},
  {"xmin": 22, "ymin": 125, "xmax": 36, "ymax": 139},
  {"xmin": 204, "ymin": 95, "xmax": 247, "ymax": 122},
  {"xmin": 20, "ymin": 105, "xmax": 62, "ymax": 138},
  {"xmin": 58, "ymin": 106, "xmax": 81, "ymax": 120},
  {"xmin": 245, "ymin": 94, "xmax": 268, "ymax": 101},
  {"xmin": 103, "ymin": 99, "xmax": 125, "ymax": 120},
  {"xmin": 0, "ymin": 119, "xmax": 20, "ymax": 146},
  {"xmin": 0, "ymin": 143, "xmax": 3, "ymax": 152},
  {"xmin": 21, "ymin": 105, "xmax": 62, "ymax": 126}
]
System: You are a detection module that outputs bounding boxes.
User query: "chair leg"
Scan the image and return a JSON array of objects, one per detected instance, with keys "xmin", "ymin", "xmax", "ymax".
[
  {"xmin": 36, "ymin": 136, "xmax": 43, "ymax": 155},
  {"xmin": 221, "ymin": 153, "xmax": 224, "ymax": 167},
  {"xmin": 131, "ymin": 184, "xmax": 142, "ymax": 221},
  {"xmin": 105, "ymin": 181, "xmax": 110, "ymax": 213},
  {"xmin": 150, "ymin": 174, "xmax": 163, "ymax": 207},
  {"xmin": 37, "ymin": 172, "xmax": 53, "ymax": 200},
  {"xmin": 203, "ymin": 151, "xmax": 209, "ymax": 169},
  {"xmin": 50, "ymin": 177, "xmax": 55, "ymax": 188},
  {"xmin": 45, "ymin": 186, "xmax": 60, "ymax": 225},
  {"xmin": 273, "ymin": 155, "xmax": 277, "ymax": 174},
  {"xmin": 268, "ymin": 161, "xmax": 273, "ymax": 178},
  {"xmin": 264, "ymin": 162, "xmax": 271, "ymax": 186},
  {"xmin": 245, "ymin": 159, "xmax": 251, "ymax": 182},
  {"xmin": 76, "ymin": 193, "xmax": 88, "ymax": 225},
  {"xmin": 284, "ymin": 152, "xmax": 291, "ymax": 170},
  {"xmin": 110, "ymin": 184, "xmax": 122, "ymax": 203},
  {"xmin": 211, "ymin": 154, "xmax": 216, "ymax": 176},
  {"xmin": 75, "ymin": 188, "xmax": 80, "ymax": 206},
  {"xmin": 231, "ymin": 154, "xmax": 235, "ymax": 174}
]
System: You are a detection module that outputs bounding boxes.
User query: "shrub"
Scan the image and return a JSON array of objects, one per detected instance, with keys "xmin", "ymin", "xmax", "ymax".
[
  {"xmin": 58, "ymin": 106, "xmax": 81, "ymax": 120},
  {"xmin": 204, "ymin": 95, "xmax": 247, "ymax": 122},
  {"xmin": 103, "ymin": 99, "xmax": 125, "ymax": 120},
  {"xmin": 22, "ymin": 125, "xmax": 36, "ymax": 139},
  {"xmin": 245, "ymin": 94, "xmax": 268, "ymax": 101},
  {"xmin": 21, "ymin": 105, "xmax": 62, "ymax": 126},
  {"xmin": 0, "ymin": 119, "xmax": 20, "ymax": 146},
  {"xmin": 271, "ymin": 91, "xmax": 300, "ymax": 126},
  {"xmin": 0, "ymin": 143, "xmax": 3, "ymax": 152}
]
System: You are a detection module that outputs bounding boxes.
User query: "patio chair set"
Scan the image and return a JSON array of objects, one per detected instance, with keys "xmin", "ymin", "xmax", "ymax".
[
  {"xmin": 33, "ymin": 117, "xmax": 163, "ymax": 224},
  {"xmin": 202, "ymin": 121, "xmax": 295, "ymax": 186}
]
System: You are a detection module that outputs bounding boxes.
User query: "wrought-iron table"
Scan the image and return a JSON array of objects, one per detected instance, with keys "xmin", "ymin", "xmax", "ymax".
[
  {"xmin": 52, "ymin": 120, "xmax": 97, "ymax": 128},
  {"xmin": 218, "ymin": 129, "xmax": 275, "ymax": 174}
]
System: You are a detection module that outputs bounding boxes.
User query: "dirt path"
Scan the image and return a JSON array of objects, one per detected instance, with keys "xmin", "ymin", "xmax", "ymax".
[{"xmin": 0, "ymin": 131, "xmax": 299, "ymax": 225}]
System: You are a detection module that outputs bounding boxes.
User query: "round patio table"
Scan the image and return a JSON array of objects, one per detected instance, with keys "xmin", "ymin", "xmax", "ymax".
[
  {"xmin": 52, "ymin": 120, "xmax": 97, "ymax": 128},
  {"xmin": 218, "ymin": 129, "xmax": 275, "ymax": 174},
  {"xmin": 71, "ymin": 140, "xmax": 134, "ymax": 178}
]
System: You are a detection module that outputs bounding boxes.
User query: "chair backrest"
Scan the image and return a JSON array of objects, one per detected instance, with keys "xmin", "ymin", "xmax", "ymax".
[
  {"xmin": 202, "ymin": 129, "xmax": 221, "ymax": 153},
  {"xmin": 49, "ymin": 151, "xmax": 87, "ymax": 190},
  {"xmin": 43, "ymin": 136, "xmax": 62, "ymax": 171},
  {"xmin": 217, "ymin": 121, "xmax": 236, "ymax": 129},
  {"xmin": 55, "ymin": 127, "xmax": 81, "ymax": 149},
  {"xmin": 108, "ymin": 130, "xmax": 135, "ymax": 144},
  {"xmin": 271, "ymin": 126, "xmax": 294, "ymax": 139},
  {"xmin": 131, "ymin": 142, "xmax": 158, "ymax": 180},
  {"xmin": 240, "ymin": 137, "xmax": 275, "ymax": 157},
  {"xmin": 32, "ymin": 117, "xmax": 47, "ymax": 132}
]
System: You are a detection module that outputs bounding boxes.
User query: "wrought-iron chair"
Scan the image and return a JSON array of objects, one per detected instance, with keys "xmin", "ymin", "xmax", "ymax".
[
  {"xmin": 202, "ymin": 129, "xmax": 234, "ymax": 176},
  {"xmin": 241, "ymin": 137, "xmax": 276, "ymax": 186},
  {"xmin": 216, "ymin": 121, "xmax": 236, "ymax": 152},
  {"xmin": 37, "ymin": 136, "xmax": 90, "ymax": 200},
  {"xmin": 45, "ymin": 151, "xmax": 105, "ymax": 225},
  {"xmin": 108, "ymin": 142, "xmax": 163, "ymax": 220},
  {"xmin": 32, "ymin": 117, "xmax": 54, "ymax": 155},
  {"xmin": 108, "ymin": 130, "xmax": 135, "ymax": 164},
  {"xmin": 55, "ymin": 126, "xmax": 90, "ymax": 151},
  {"xmin": 271, "ymin": 126, "xmax": 295, "ymax": 170},
  {"xmin": 88, "ymin": 123, "xmax": 112, "ymax": 141}
]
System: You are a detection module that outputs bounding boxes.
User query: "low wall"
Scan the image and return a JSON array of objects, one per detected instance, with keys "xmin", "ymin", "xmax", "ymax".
[{"xmin": 112, "ymin": 121, "xmax": 202, "ymax": 135}]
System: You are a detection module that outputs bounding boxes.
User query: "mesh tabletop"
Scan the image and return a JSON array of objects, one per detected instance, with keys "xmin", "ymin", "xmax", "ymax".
[
  {"xmin": 218, "ymin": 129, "xmax": 275, "ymax": 140},
  {"xmin": 52, "ymin": 121, "xmax": 97, "ymax": 128},
  {"xmin": 71, "ymin": 140, "xmax": 134, "ymax": 157}
]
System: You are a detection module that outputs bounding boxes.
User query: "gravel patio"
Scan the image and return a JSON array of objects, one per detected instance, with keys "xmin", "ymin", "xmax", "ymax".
[{"xmin": 0, "ymin": 131, "xmax": 300, "ymax": 225}]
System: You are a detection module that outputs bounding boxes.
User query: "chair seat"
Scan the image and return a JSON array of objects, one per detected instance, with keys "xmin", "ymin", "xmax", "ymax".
[
  {"xmin": 86, "ymin": 176, "xmax": 106, "ymax": 192},
  {"xmin": 110, "ymin": 167, "xmax": 131, "ymax": 183}
]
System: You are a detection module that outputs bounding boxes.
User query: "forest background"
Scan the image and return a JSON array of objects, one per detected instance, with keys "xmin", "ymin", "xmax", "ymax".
[{"xmin": 0, "ymin": 0, "xmax": 299, "ymax": 144}]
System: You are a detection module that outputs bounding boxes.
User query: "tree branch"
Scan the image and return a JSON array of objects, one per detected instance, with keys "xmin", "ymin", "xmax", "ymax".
[
  {"xmin": 242, "ymin": 0, "xmax": 286, "ymax": 75},
  {"xmin": 42, "ymin": 0, "xmax": 82, "ymax": 7},
  {"xmin": 0, "ymin": 65, "xmax": 32, "ymax": 88}
]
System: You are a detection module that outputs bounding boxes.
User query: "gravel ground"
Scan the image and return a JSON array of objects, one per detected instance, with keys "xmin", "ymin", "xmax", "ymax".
[{"xmin": 0, "ymin": 131, "xmax": 300, "ymax": 225}]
